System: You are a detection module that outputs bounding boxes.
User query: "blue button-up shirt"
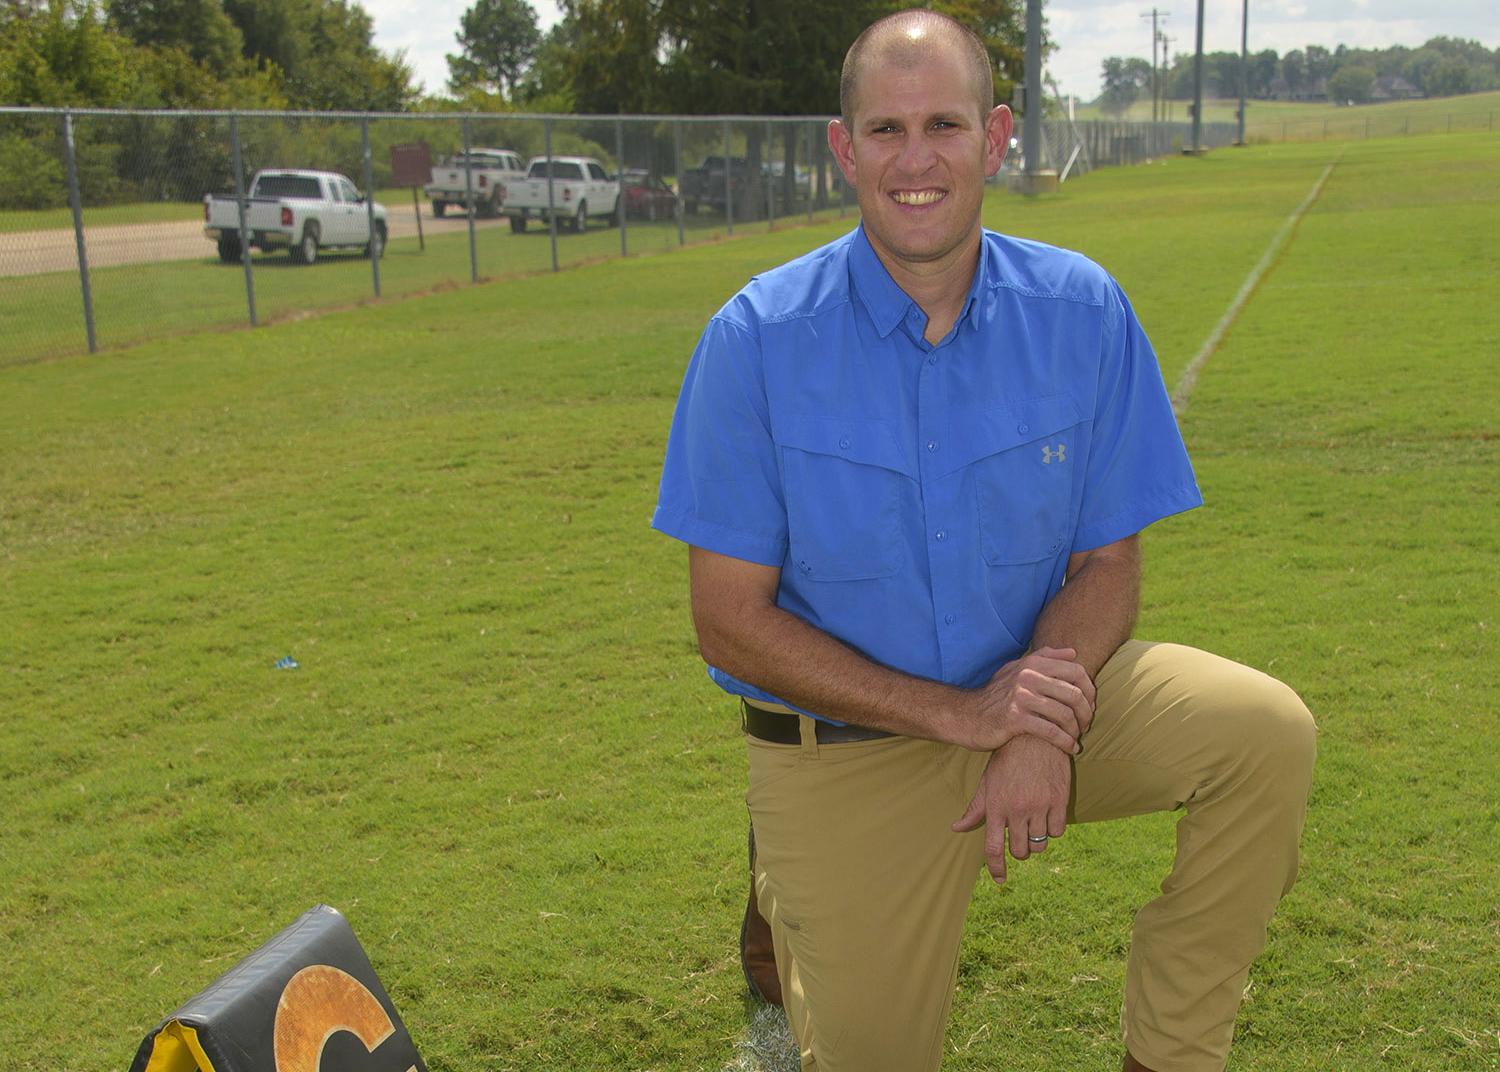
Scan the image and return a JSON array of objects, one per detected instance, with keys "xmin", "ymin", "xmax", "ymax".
[{"xmin": 652, "ymin": 225, "xmax": 1202, "ymax": 720}]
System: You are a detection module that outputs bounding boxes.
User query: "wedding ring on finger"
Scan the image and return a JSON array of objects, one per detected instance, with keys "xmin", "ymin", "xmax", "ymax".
[{"xmin": 1027, "ymin": 835, "xmax": 1049, "ymax": 844}]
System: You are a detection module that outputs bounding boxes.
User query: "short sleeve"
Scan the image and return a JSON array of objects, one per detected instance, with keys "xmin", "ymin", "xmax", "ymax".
[
  {"xmin": 651, "ymin": 315, "xmax": 789, "ymax": 566},
  {"xmin": 1073, "ymin": 282, "xmax": 1203, "ymax": 551}
]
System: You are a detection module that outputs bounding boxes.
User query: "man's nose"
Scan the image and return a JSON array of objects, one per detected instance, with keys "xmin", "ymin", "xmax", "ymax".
[{"xmin": 894, "ymin": 132, "xmax": 939, "ymax": 174}]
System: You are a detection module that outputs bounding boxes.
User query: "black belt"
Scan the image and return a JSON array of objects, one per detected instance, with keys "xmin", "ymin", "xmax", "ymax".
[{"xmin": 740, "ymin": 700, "xmax": 894, "ymax": 744}]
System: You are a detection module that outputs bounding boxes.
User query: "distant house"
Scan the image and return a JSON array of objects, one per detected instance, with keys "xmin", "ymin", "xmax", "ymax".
[
  {"xmin": 1269, "ymin": 76, "xmax": 1329, "ymax": 102},
  {"xmin": 1372, "ymin": 75, "xmax": 1424, "ymax": 101}
]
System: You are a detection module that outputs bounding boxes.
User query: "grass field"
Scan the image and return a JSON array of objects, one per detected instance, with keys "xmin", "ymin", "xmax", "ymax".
[
  {"xmin": 1, "ymin": 133, "xmax": 1497, "ymax": 1070},
  {"xmin": 1076, "ymin": 89, "xmax": 1500, "ymax": 139}
]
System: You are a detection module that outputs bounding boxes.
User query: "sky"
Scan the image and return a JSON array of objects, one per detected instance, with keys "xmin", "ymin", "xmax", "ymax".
[{"xmin": 364, "ymin": 0, "xmax": 1500, "ymax": 104}]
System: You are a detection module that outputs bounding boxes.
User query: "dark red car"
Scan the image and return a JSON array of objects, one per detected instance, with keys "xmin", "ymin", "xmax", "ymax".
[{"xmin": 619, "ymin": 170, "xmax": 679, "ymax": 220}]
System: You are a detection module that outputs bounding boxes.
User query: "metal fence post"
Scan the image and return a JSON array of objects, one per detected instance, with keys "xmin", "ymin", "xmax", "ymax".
[
  {"xmin": 228, "ymin": 114, "xmax": 257, "ymax": 329},
  {"xmin": 806, "ymin": 123, "xmax": 814, "ymax": 223},
  {"xmin": 615, "ymin": 119, "xmax": 627, "ymax": 256},
  {"xmin": 361, "ymin": 116, "xmax": 380, "ymax": 298},
  {"xmin": 723, "ymin": 120, "xmax": 733, "ymax": 236},
  {"xmin": 61, "ymin": 110, "xmax": 98, "ymax": 353},
  {"xmin": 673, "ymin": 120, "xmax": 685, "ymax": 246},
  {"xmin": 462, "ymin": 117, "xmax": 478, "ymax": 283},
  {"xmin": 765, "ymin": 120, "xmax": 775, "ymax": 232},
  {"xmin": 544, "ymin": 118, "xmax": 559, "ymax": 272}
]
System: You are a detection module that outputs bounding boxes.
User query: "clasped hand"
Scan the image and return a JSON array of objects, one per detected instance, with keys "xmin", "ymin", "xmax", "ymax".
[{"xmin": 952, "ymin": 647, "xmax": 1093, "ymax": 884}]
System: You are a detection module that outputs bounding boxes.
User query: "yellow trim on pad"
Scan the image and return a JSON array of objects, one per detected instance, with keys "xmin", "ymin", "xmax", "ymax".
[{"xmin": 142, "ymin": 1020, "xmax": 216, "ymax": 1072}]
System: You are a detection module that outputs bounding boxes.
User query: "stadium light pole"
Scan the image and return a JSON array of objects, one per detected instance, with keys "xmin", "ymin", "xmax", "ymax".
[
  {"xmin": 1237, "ymin": 0, "xmax": 1249, "ymax": 144},
  {"xmin": 1023, "ymin": 0, "xmax": 1042, "ymax": 179},
  {"xmin": 1190, "ymin": 0, "xmax": 1205, "ymax": 152}
]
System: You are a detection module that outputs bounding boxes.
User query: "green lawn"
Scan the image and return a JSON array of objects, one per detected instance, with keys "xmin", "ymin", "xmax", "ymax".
[
  {"xmin": 1, "ymin": 134, "xmax": 1496, "ymax": 1070},
  {"xmin": 1076, "ymin": 89, "xmax": 1500, "ymax": 140}
]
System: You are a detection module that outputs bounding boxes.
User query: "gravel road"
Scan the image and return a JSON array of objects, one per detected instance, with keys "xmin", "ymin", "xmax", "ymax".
[{"xmin": 0, "ymin": 208, "xmax": 514, "ymax": 278}]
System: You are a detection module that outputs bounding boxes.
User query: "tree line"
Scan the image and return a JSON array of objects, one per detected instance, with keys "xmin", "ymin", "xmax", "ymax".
[
  {"xmin": 0, "ymin": 0, "xmax": 1037, "ymax": 211},
  {"xmin": 1099, "ymin": 36, "xmax": 1500, "ymax": 114}
]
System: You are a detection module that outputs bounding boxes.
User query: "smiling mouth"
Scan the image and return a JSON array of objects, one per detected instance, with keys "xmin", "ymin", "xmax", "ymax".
[{"xmin": 891, "ymin": 190, "xmax": 945, "ymax": 206}]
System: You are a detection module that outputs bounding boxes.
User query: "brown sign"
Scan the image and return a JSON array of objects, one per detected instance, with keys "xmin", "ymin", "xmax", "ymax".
[{"xmin": 389, "ymin": 143, "xmax": 432, "ymax": 187}]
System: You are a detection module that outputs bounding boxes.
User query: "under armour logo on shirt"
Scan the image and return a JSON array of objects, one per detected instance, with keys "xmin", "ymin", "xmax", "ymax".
[{"xmin": 1042, "ymin": 443, "xmax": 1067, "ymax": 464}]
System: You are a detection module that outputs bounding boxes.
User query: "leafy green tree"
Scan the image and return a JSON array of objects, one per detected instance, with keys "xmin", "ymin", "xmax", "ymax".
[
  {"xmin": 1424, "ymin": 58, "xmax": 1475, "ymax": 97},
  {"xmin": 1099, "ymin": 55, "xmax": 1150, "ymax": 115},
  {"xmin": 1326, "ymin": 64, "xmax": 1373, "ymax": 104},
  {"xmin": 446, "ymin": 0, "xmax": 538, "ymax": 97},
  {"xmin": 217, "ymin": 0, "xmax": 415, "ymax": 109},
  {"xmin": 105, "ymin": 0, "xmax": 243, "ymax": 74},
  {"xmin": 512, "ymin": 15, "xmax": 576, "ymax": 107},
  {"xmin": 564, "ymin": 0, "xmax": 662, "ymax": 113}
]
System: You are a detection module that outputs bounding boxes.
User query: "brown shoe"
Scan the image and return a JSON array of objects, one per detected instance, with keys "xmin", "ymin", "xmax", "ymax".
[{"xmin": 741, "ymin": 821, "xmax": 783, "ymax": 1005}]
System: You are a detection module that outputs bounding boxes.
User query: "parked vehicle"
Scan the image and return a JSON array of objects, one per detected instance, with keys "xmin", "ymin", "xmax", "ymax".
[
  {"xmin": 204, "ymin": 170, "xmax": 387, "ymax": 265},
  {"xmin": 678, "ymin": 155, "xmax": 759, "ymax": 217},
  {"xmin": 619, "ymin": 169, "xmax": 679, "ymax": 220},
  {"xmin": 502, "ymin": 156, "xmax": 621, "ymax": 233},
  {"xmin": 423, "ymin": 148, "xmax": 526, "ymax": 218}
]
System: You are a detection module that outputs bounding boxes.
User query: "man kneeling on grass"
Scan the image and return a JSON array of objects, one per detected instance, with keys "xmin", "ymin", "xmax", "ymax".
[{"xmin": 651, "ymin": 10, "xmax": 1316, "ymax": 1070}]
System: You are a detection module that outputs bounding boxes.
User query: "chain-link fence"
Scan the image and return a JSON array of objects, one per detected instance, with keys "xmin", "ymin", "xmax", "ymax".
[
  {"xmin": 0, "ymin": 106, "xmax": 1322, "ymax": 366},
  {"xmin": 3, "ymin": 108, "xmax": 878, "ymax": 366},
  {"xmin": 1246, "ymin": 108, "xmax": 1497, "ymax": 143}
]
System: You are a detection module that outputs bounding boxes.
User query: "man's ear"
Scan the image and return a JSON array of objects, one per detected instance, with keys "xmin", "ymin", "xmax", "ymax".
[
  {"xmin": 985, "ymin": 105, "xmax": 1014, "ymax": 177},
  {"xmin": 828, "ymin": 119, "xmax": 857, "ymax": 187}
]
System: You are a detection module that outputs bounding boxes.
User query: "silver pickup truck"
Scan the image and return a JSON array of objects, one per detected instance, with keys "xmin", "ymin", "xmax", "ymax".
[
  {"xmin": 204, "ymin": 169, "xmax": 387, "ymax": 265},
  {"xmin": 502, "ymin": 156, "xmax": 621, "ymax": 234},
  {"xmin": 424, "ymin": 148, "xmax": 526, "ymax": 218}
]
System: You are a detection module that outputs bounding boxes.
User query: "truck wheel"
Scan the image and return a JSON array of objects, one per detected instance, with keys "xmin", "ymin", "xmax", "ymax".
[
  {"xmin": 292, "ymin": 226, "xmax": 319, "ymax": 265},
  {"xmin": 433, "ymin": 200, "xmax": 446, "ymax": 218},
  {"xmin": 216, "ymin": 235, "xmax": 241, "ymax": 263},
  {"xmin": 572, "ymin": 201, "xmax": 587, "ymax": 233},
  {"xmin": 483, "ymin": 192, "xmax": 501, "ymax": 218},
  {"xmin": 364, "ymin": 221, "xmax": 386, "ymax": 259},
  {"xmin": 510, "ymin": 216, "xmax": 526, "ymax": 234}
]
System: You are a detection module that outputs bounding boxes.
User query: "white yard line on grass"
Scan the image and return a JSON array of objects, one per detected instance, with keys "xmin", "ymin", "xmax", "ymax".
[{"xmin": 1171, "ymin": 155, "xmax": 1342, "ymax": 415}]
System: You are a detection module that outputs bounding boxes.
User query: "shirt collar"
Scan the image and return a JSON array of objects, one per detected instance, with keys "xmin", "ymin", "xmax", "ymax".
[{"xmin": 849, "ymin": 224, "xmax": 990, "ymax": 342}]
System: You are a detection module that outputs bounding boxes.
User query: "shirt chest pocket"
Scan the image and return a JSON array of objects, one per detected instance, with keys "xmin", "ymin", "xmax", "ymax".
[
  {"xmin": 959, "ymin": 397, "xmax": 1083, "ymax": 565},
  {"xmin": 776, "ymin": 415, "xmax": 911, "ymax": 582}
]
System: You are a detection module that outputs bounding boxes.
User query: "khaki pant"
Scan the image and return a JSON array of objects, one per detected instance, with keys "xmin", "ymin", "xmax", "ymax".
[{"xmin": 746, "ymin": 640, "xmax": 1316, "ymax": 1072}]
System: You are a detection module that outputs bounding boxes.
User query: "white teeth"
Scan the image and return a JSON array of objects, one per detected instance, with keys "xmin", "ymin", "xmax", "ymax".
[{"xmin": 893, "ymin": 190, "xmax": 943, "ymax": 205}]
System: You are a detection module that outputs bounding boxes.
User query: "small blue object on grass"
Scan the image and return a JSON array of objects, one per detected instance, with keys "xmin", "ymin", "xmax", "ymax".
[{"xmin": 274, "ymin": 656, "xmax": 299, "ymax": 670}]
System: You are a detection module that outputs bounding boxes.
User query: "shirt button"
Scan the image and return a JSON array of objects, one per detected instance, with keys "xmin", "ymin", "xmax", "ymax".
[
  {"xmin": 1017, "ymin": 423, "xmax": 1030, "ymax": 435},
  {"xmin": 927, "ymin": 355, "xmax": 938, "ymax": 366},
  {"xmin": 944, "ymin": 613, "xmax": 956, "ymax": 626},
  {"xmin": 926, "ymin": 440, "xmax": 938, "ymax": 452},
  {"xmin": 839, "ymin": 436, "xmax": 851, "ymax": 450},
  {"xmin": 934, "ymin": 530, "xmax": 946, "ymax": 542}
]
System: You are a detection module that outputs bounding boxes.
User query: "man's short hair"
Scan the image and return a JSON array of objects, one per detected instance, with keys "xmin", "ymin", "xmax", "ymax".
[{"xmin": 839, "ymin": 9, "xmax": 994, "ymax": 130}]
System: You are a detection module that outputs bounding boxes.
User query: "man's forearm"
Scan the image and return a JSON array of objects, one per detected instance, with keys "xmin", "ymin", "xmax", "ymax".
[
  {"xmin": 695, "ymin": 595, "xmax": 980, "ymax": 745},
  {"xmin": 1027, "ymin": 536, "xmax": 1142, "ymax": 681}
]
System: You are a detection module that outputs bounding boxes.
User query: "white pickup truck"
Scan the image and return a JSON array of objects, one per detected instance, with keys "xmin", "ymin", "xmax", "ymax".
[
  {"xmin": 502, "ymin": 156, "xmax": 621, "ymax": 234},
  {"xmin": 424, "ymin": 148, "xmax": 526, "ymax": 218},
  {"xmin": 203, "ymin": 169, "xmax": 387, "ymax": 265}
]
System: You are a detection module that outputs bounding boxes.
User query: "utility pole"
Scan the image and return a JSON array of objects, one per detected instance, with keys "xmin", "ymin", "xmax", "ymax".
[
  {"xmin": 1160, "ymin": 33, "xmax": 1175, "ymax": 122},
  {"xmin": 1237, "ymin": 0, "xmax": 1249, "ymax": 144},
  {"xmin": 1141, "ymin": 9, "xmax": 1169, "ymax": 124},
  {"xmin": 1190, "ymin": 0, "xmax": 1205, "ymax": 152}
]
